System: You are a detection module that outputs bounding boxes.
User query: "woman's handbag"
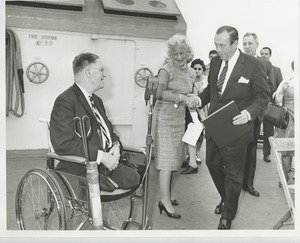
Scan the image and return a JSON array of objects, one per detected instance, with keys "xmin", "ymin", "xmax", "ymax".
[{"xmin": 263, "ymin": 102, "xmax": 289, "ymax": 129}]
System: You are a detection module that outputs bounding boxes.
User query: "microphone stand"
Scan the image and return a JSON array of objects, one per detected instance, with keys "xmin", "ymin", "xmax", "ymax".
[{"xmin": 141, "ymin": 77, "xmax": 157, "ymax": 229}]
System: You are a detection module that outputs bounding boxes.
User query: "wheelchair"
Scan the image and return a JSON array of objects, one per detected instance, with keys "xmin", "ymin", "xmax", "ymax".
[{"xmin": 15, "ymin": 118, "xmax": 151, "ymax": 230}]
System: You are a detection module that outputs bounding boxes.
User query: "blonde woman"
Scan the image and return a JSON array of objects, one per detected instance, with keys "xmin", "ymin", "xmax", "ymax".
[{"xmin": 152, "ymin": 33, "xmax": 198, "ymax": 219}]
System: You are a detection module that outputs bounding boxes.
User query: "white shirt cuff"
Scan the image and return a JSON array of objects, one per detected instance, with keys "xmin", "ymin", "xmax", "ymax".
[
  {"xmin": 96, "ymin": 150, "xmax": 103, "ymax": 165},
  {"xmin": 197, "ymin": 97, "xmax": 202, "ymax": 107},
  {"xmin": 244, "ymin": 110, "xmax": 251, "ymax": 121}
]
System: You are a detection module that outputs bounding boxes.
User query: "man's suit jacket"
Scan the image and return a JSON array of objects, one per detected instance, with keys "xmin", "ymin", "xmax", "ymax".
[
  {"xmin": 257, "ymin": 56, "xmax": 275, "ymax": 95},
  {"xmin": 50, "ymin": 83, "xmax": 120, "ymax": 163},
  {"xmin": 199, "ymin": 50, "xmax": 270, "ymax": 146},
  {"xmin": 272, "ymin": 65, "xmax": 283, "ymax": 90}
]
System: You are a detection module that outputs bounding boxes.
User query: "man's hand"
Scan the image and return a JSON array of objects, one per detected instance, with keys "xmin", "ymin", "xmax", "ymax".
[
  {"xmin": 183, "ymin": 94, "xmax": 200, "ymax": 109},
  {"xmin": 233, "ymin": 110, "xmax": 250, "ymax": 125},
  {"xmin": 101, "ymin": 152, "xmax": 119, "ymax": 171}
]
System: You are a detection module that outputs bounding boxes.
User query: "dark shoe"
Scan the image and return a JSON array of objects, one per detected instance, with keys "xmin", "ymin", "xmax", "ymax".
[
  {"xmin": 181, "ymin": 165, "xmax": 198, "ymax": 174},
  {"xmin": 244, "ymin": 185, "xmax": 260, "ymax": 197},
  {"xmin": 217, "ymin": 217, "xmax": 232, "ymax": 230},
  {"xmin": 171, "ymin": 199, "xmax": 178, "ymax": 206},
  {"xmin": 181, "ymin": 161, "xmax": 189, "ymax": 168},
  {"xmin": 263, "ymin": 155, "xmax": 271, "ymax": 162},
  {"xmin": 214, "ymin": 201, "xmax": 224, "ymax": 214},
  {"xmin": 158, "ymin": 201, "xmax": 181, "ymax": 219}
]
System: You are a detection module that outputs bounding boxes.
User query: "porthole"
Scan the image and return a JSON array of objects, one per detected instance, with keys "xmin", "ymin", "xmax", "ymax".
[
  {"xmin": 148, "ymin": 0, "xmax": 167, "ymax": 9},
  {"xmin": 114, "ymin": 0, "xmax": 135, "ymax": 6}
]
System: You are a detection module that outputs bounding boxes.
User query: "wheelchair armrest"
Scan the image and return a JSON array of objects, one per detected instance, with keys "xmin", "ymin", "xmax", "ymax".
[
  {"xmin": 122, "ymin": 145, "xmax": 146, "ymax": 166},
  {"xmin": 122, "ymin": 145, "xmax": 146, "ymax": 155},
  {"xmin": 47, "ymin": 145, "xmax": 146, "ymax": 166},
  {"xmin": 47, "ymin": 152, "xmax": 86, "ymax": 165}
]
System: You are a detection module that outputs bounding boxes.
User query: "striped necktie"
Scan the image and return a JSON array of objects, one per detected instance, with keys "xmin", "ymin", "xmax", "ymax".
[
  {"xmin": 216, "ymin": 60, "xmax": 229, "ymax": 94},
  {"xmin": 89, "ymin": 96, "xmax": 112, "ymax": 149}
]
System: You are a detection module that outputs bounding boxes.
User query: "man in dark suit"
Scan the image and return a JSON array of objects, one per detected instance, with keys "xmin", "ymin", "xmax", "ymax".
[
  {"xmin": 260, "ymin": 47, "xmax": 283, "ymax": 89},
  {"xmin": 197, "ymin": 26, "xmax": 270, "ymax": 229},
  {"xmin": 260, "ymin": 46, "xmax": 283, "ymax": 162},
  {"xmin": 50, "ymin": 52, "xmax": 140, "ymax": 190},
  {"xmin": 242, "ymin": 33, "xmax": 275, "ymax": 197}
]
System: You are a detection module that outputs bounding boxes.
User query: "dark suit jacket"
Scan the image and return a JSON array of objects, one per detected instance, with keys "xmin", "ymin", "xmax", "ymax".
[
  {"xmin": 199, "ymin": 50, "xmax": 270, "ymax": 146},
  {"xmin": 257, "ymin": 56, "xmax": 275, "ymax": 95},
  {"xmin": 272, "ymin": 65, "xmax": 283, "ymax": 90},
  {"xmin": 50, "ymin": 83, "xmax": 121, "ymax": 163}
]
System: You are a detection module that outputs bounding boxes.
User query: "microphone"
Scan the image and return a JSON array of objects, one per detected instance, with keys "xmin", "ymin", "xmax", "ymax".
[
  {"xmin": 144, "ymin": 83, "xmax": 150, "ymax": 105},
  {"xmin": 144, "ymin": 76, "xmax": 158, "ymax": 106}
]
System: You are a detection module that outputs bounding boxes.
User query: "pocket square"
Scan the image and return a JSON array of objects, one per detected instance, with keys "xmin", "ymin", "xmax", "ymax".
[{"xmin": 238, "ymin": 77, "xmax": 249, "ymax": 84}]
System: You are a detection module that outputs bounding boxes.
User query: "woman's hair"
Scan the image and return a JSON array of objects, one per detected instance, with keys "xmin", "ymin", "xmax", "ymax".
[
  {"xmin": 166, "ymin": 33, "xmax": 194, "ymax": 63},
  {"xmin": 190, "ymin": 58, "xmax": 206, "ymax": 72}
]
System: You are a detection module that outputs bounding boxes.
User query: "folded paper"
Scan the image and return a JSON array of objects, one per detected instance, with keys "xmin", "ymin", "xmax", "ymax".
[{"xmin": 182, "ymin": 111, "xmax": 203, "ymax": 146}]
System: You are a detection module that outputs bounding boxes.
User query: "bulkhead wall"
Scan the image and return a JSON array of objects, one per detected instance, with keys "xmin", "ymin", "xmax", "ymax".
[{"xmin": 6, "ymin": 0, "xmax": 187, "ymax": 150}]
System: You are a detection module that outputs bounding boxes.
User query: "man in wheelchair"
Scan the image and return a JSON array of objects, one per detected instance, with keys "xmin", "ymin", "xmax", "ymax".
[{"xmin": 49, "ymin": 52, "xmax": 140, "ymax": 192}]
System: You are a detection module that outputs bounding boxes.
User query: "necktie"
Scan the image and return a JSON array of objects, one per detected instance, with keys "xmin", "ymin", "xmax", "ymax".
[
  {"xmin": 89, "ymin": 96, "xmax": 112, "ymax": 149},
  {"xmin": 216, "ymin": 60, "xmax": 229, "ymax": 93}
]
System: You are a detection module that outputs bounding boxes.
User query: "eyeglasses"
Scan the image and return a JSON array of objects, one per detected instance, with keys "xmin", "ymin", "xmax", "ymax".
[
  {"xmin": 193, "ymin": 68, "xmax": 202, "ymax": 71},
  {"xmin": 88, "ymin": 67, "xmax": 104, "ymax": 73}
]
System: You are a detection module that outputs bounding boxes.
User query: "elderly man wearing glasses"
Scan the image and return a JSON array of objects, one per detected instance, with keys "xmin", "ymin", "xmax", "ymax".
[{"xmin": 50, "ymin": 52, "xmax": 140, "ymax": 192}]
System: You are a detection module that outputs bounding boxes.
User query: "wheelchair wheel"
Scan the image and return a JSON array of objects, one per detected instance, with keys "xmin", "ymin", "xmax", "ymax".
[
  {"xmin": 15, "ymin": 168, "xmax": 67, "ymax": 230},
  {"xmin": 102, "ymin": 190, "xmax": 142, "ymax": 230}
]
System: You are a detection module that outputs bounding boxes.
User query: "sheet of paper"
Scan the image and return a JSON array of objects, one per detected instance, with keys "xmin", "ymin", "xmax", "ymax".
[{"xmin": 182, "ymin": 121, "xmax": 203, "ymax": 146}]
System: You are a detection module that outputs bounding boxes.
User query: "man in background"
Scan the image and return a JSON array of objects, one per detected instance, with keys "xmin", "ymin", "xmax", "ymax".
[
  {"xmin": 260, "ymin": 47, "xmax": 283, "ymax": 89},
  {"xmin": 242, "ymin": 33, "xmax": 275, "ymax": 197},
  {"xmin": 260, "ymin": 46, "xmax": 283, "ymax": 162},
  {"xmin": 204, "ymin": 49, "xmax": 219, "ymax": 76}
]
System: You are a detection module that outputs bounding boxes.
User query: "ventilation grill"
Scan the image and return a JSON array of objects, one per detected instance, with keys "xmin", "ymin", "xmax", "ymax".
[{"xmin": 102, "ymin": 0, "xmax": 180, "ymax": 19}]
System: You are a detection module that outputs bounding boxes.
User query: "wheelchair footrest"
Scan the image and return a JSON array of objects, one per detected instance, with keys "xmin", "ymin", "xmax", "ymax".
[{"xmin": 101, "ymin": 187, "xmax": 138, "ymax": 202}]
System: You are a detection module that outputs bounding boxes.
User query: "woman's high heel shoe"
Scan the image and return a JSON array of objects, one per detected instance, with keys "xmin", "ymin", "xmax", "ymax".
[{"xmin": 158, "ymin": 201, "xmax": 181, "ymax": 219}]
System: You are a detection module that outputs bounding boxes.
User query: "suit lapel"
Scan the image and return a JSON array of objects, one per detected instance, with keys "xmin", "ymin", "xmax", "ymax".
[
  {"xmin": 73, "ymin": 84, "xmax": 112, "ymax": 140},
  {"xmin": 73, "ymin": 84, "xmax": 96, "ymax": 121},
  {"xmin": 221, "ymin": 51, "xmax": 245, "ymax": 98}
]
